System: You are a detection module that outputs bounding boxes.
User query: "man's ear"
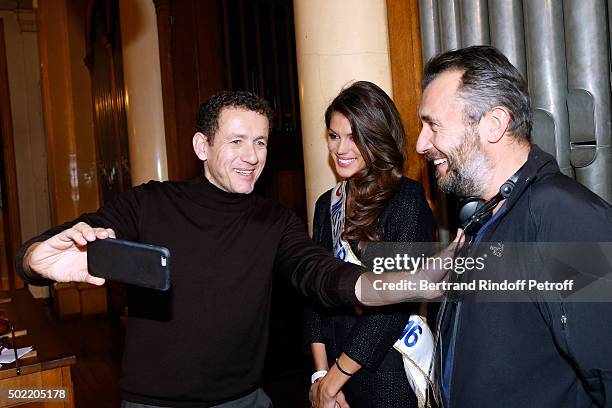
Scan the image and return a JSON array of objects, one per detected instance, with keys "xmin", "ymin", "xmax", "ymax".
[
  {"xmin": 193, "ymin": 132, "xmax": 209, "ymax": 161},
  {"xmin": 483, "ymin": 106, "xmax": 511, "ymax": 143}
]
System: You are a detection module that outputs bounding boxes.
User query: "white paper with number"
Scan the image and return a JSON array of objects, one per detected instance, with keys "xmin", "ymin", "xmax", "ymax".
[{"xmin": 394, "ymin": 315, "xmax": 434, "ymax": 408}]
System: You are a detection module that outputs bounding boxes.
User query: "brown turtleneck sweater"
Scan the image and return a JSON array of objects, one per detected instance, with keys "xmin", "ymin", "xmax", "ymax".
[{"xmin": 16, "ymin": 176, "xmax": 361, "ymax": 407}]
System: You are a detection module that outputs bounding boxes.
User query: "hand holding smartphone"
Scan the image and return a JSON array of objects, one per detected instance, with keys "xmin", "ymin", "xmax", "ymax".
[{"xmin": 87, "ymin": 238, "xmax": 171, "ymax": 290}]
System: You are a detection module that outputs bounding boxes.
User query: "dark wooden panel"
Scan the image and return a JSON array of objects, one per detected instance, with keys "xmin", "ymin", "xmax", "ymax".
[
  {"xmin": 386, "ymin": 0, "xmax": 431, "ymax": 195},
  {"xmin": 154, "ymin": 0, "xmax": 180, "ymax": 180},
  {"xmin": 168, "ymin": 0, "xmax": 202, "ymax": 180},
  {"xmin": 0, "ymin": 20, "xmax": 23, "ymax": 290},
  {"xmin": 156, "ymin": 0, "xmax": 305, "ymax": 219},
  {"xmin": 157, "ymin": 0, "xmax": 226, "ymax": 181},
  {"xmin": 194, "ymin": 0, "xmax": 226, "ymax": 101}
]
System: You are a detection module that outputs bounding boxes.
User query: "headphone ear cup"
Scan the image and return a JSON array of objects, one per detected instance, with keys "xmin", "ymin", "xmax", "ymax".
[
  {"xmin": 458, "ymin": 197, "xmax": 484, "ymax": 229},
  {"xmin": 457, "ymin": 172, "xmax": 519, "ymax": 235},
  {"xmin": 499, "ymin": 179, "xmax": 515, "ymax": 199},
  {"xmin": 459, "ymin": 196, "xmax": 499, "ymax": 235}
]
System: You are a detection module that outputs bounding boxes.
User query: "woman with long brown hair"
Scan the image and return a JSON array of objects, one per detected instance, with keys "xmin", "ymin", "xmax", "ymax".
[{"xmin": 305, "ymin": 81, "xmax": 436, "ymax": 407}]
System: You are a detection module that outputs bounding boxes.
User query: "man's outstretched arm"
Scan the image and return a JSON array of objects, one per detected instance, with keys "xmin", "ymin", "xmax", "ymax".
[
  {"xmin": 18, "ymin": 185, "xmax": 143, "ymax": 286},
  {"xmin": 275, "ymin": 211, "xmax": 460, "ymax": 307}
]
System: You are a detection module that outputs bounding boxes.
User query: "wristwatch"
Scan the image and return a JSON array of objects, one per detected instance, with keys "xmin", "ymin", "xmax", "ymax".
[{"xmin": 311, "ymin": 370, "xmax": 328, "ymax": 384}]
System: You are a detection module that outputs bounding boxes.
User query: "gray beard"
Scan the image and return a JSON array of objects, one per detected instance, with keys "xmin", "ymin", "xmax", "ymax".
[{"xmin": 436, "ymin": 129, "xmax": 492, "ymax": 197}]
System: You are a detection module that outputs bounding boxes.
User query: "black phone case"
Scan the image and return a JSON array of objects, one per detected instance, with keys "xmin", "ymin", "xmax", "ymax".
[{"xmin": 87, "ymin": 238, "xmax": 171, "ymax": 290}]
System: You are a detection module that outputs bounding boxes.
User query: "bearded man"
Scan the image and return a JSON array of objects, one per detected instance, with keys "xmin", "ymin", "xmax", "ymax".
[{"xmin": 416, "ymin": 46, "xmax": 612, "ymax": 407}]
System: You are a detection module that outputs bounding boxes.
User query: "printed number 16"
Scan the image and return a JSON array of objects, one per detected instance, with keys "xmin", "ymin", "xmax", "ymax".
[{"xmin": 401, "ymin": 320, "xmax": 422, "ymax": 347}]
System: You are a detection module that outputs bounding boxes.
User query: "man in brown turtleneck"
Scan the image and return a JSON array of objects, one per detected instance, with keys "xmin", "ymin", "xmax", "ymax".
[{"xmin": 17, "ymin": 91, "xmax": 362, "ymax": 408}]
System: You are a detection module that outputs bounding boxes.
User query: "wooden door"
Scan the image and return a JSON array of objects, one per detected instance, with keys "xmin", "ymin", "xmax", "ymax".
[{"xmin": 0, "ymin": 20, "xmax": 23, "ymax": 290}]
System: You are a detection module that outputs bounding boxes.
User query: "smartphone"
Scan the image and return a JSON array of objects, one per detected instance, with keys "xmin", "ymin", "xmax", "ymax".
[{"xmin": 87, "ymin": 238, "xmax": 171, "ymax": 291}]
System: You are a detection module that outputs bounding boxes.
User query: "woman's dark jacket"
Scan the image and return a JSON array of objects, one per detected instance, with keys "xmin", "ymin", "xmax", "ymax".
[{"xmin": 304, "ymin": 177, "xmax": 436, "ymax": 408}]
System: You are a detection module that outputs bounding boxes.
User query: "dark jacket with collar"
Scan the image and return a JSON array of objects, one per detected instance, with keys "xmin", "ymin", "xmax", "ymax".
[
  {"xmin": 440, "ymin": 145, "xmax": 612, "ymax": 407},
  {"xmin": 304, "ymin": 177, "xmax": 436, "ymax": 407}
]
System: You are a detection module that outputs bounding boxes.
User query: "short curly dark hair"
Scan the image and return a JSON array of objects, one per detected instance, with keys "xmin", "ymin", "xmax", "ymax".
[{"xmin": 195, "ymin": 90, "xmax": 274, "ymax": 144}]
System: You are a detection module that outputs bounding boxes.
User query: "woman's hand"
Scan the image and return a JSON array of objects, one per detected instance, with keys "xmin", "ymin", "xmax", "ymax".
[
  {"xmin": 310, "ymin": 354, "xmax": 358, "ymax": 408},
  {"xmin": 310, "ymin": 378, "xmax": 350, "ymax": 408}
]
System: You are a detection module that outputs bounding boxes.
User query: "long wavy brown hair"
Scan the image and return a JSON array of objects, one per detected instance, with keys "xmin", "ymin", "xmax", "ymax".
[{"xmin": 325, "ymin": 81, "xmax": 406, "ymax": 247}]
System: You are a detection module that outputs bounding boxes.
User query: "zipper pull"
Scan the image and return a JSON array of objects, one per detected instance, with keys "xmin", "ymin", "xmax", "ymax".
[{"xmin": 561, "ymin": 314, "xmax": 567, "ymax": 329}]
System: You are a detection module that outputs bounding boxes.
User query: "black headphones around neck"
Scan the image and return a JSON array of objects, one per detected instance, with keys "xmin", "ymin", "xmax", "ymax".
[{"xmin": 458, "ymin": 171, "xmax": 521, "ymax": 236}]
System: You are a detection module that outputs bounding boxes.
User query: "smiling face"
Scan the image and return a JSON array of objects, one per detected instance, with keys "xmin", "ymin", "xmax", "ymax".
[
  {"xmin": 193, "ymin": 107, "xmax": 269, "ymax": 194},
  {"xmin": 327, "ymin": 112, "xmax": 367, "ymax": 179},
  {"xmin": 416, "ymin": 70, "xmax": 492, "ymax": 197}
]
